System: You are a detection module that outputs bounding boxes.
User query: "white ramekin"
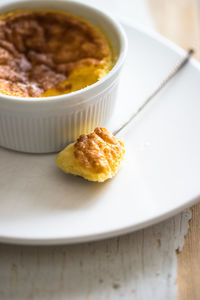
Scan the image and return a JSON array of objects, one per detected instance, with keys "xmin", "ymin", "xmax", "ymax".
[{"xmin": 0, "ymin": 0, "xmax": 127, "ymax": 153}]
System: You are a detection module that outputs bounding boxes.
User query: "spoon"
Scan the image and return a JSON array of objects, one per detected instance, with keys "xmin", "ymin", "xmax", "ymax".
[
  {"xmin": 56, "ymin": 49, "xmax": 194, "ymax": 182},
  {"xmin": 113, "ymin": 49, "xmax": 194, "ymax": 136}
]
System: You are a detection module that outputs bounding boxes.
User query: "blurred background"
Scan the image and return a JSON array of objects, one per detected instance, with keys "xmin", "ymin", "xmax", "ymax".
[{"xmin": 82, "ymin": 0, "xmax": 200, "ymax": 60}]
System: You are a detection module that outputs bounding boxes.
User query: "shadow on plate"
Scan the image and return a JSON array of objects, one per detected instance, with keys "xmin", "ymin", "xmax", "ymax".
[{"xmin": 0, "ymin": 146, "xmax": 114, "ymax": 220}]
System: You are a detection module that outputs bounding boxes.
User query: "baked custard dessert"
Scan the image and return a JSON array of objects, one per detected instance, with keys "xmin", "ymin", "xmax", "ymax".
[
  {"xmin": 0, "ymin": 10, "xmax": 113, "ymax": 97},
  {"xmin": 56, "ymin": 127, "xmax": 125, "ymax": 182}
]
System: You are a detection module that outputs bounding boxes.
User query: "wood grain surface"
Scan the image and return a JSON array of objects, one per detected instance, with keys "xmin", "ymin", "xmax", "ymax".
[
  {"xmin": 148, "ymin": 0, "xmax": 200, "ymax": 299},
  {"xmin": 0, "ymin": 210, "xmax": 191, "ymax": 300},
  {"xmin": 177, "ymin": 205, "xmax": 200, "ymax": 299}
]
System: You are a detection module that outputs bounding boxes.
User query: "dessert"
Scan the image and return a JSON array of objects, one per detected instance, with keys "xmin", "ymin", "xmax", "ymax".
[
  {"xmin": 0, "ymin": 9, "xmax": 113, "ymax": 97},
  {"xmin": 56, "ymin": 127, "xmax": 125, "ymax": 182}
]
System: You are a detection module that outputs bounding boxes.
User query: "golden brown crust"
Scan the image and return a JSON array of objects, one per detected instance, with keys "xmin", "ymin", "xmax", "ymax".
[
  {"xmin": 0, "ymin": 10, "xmax": 111, "ymax": 97},
  {"xmin": 74, "ymin": 127, "xmax": 125, "ymax": 174}
]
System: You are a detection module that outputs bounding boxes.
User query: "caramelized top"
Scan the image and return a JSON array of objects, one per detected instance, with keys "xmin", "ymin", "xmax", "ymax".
[
  {"xmin": 0, "ymin": 10, "xmax": 112, "ymax": 97},
  {"xmin": 74, "ymin": 127, "xmax": 125, "ymax": 173}
]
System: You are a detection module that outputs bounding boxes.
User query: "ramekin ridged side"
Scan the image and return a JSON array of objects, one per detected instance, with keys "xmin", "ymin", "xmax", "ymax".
[
  {"xmin": 0, "ymin": 0, "xmax": 127, "ymax": 153},
  {"xmin": 0, "ymin": 80, "xmax": 119, "ymax": 153}
]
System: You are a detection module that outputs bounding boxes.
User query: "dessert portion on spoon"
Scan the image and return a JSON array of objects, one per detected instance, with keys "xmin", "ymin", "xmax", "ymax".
[
  {"xmin": 56, "ymin": 127, "xmax": 125, "ymax": 182},
  {"xmin": 56, "ymin": 49, "xmax": 193, "ymax": 183}
]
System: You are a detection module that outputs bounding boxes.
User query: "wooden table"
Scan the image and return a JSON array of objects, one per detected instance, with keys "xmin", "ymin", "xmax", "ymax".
[
  {"xmin": 149, "ymin": 1, "xmax": 200, "ymax": 298},
  {"xmin": 0, "ymin": 1, "xmax": 200, "ymax": 299}
]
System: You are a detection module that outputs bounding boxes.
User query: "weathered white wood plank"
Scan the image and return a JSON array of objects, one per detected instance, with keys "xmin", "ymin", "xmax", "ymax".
[{"xmin": 0, "ymin": 210, "xmax": 191, "ymax": 300}]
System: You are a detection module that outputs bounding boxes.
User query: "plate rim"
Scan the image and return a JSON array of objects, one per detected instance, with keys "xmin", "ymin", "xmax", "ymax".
[
  {"xmin": 120, "ymin": 17, "xmax": 200, "ymax": 72},
  {"xmin": 1, "ymin": 20, "xmax": 200, "ymax": 245},
  {"xmin": 1, "ymin": 194, "xmax": 199, "ymax": 245}
]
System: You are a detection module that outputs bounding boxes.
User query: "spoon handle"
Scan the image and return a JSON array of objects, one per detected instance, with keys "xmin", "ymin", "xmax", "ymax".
[{"xmin": 113, "ymin": 49, "xmax": 194, "ymax": 136}]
